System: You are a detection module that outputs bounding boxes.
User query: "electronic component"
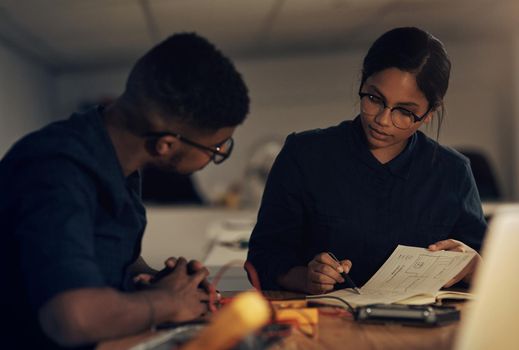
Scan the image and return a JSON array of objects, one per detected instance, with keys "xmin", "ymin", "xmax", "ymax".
[{"xmin": 354, "ymin": 303, "xmax": 460, "ymax": 327}]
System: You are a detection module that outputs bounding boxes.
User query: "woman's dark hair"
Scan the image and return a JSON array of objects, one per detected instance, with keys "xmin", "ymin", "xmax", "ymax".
[
  {"xmin": 121, "ymin": 32, "xmax": 249, "ymax": 132},
  {"xmin": 360, "ymin": 27, "xmax": 451, "ymax": 139}
]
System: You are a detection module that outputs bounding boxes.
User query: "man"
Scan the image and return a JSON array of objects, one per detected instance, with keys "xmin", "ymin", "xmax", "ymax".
[{"xmin": 0, "ymin": 33, "xmax": 249, "ymax": 349}]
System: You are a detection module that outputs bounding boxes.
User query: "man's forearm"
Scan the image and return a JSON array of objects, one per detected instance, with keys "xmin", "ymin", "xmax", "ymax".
[{"xmin": 39, "ymin": 287, "xmax": 172, "ymax": 347}]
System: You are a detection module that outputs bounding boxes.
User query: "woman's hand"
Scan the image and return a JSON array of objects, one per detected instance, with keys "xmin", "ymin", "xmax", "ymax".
[
  {"xmin": 428, "ymin": 239, "xmax": 482, "ymax": 287},
  {"xmin": 305, "ymin": 252, "xmax": 352, "ymax": 294}
]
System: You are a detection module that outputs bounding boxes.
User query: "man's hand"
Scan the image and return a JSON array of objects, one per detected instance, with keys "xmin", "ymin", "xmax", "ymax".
[
  {"xmin": 153, "ymin": 257, "xmax": 211, "ymax": 322},
  {"xmin": 305, "ymin": 252, "xmax": 352, "ymax": 294},
  {"xmin": 428, "ymin": 239, "xmax": 482, "ymax": 287},
  {"xmin": 133, "ymin": 273, "xmax": 154, "ymax": 288},
  {"xmin": 132, "ymin": 256, "xmax": 178, "ymax": 289},
  {"xmin": 187, "ymin": 259, "xmax": 219, "ymax": 311}
]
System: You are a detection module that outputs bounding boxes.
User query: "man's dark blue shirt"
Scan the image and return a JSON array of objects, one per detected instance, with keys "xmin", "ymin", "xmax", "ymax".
[
  {"xmin": 247, "ymin": 117, "xmax": 487, "ymax": 290},
  {"xmin": 0, "ymin": 107, "xmax": 146, "ymax": 349}
]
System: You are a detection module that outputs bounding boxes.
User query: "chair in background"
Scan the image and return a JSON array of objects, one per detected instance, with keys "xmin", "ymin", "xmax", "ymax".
[{"xmin": 457, "ymin": 149, "xmax": 502, "ymax": 201}]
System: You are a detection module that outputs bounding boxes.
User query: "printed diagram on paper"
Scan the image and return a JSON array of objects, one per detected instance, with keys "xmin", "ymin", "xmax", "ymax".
[
  {"xmin": 362, "ymin": 245, "xmax": 476, "ymax": 295},
  {"xmin": 311, "ymin": 245, "xmax": 476, "ymax": 306}
]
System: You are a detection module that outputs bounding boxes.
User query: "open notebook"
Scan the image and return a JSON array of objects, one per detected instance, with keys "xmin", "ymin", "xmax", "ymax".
[{"xmin": 307, "ymin": 245, "xmax": 476, "ymax": 307}]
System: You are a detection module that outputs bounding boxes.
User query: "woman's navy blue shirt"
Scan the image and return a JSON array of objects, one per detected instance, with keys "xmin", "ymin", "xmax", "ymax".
[{"xmin": 247, "ymin": 117, "xmax": 487, "ymax": 290}]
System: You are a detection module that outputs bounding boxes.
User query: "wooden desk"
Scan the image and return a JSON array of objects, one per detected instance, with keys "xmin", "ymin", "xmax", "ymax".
[
  {"xmin": 98, "ymin": 292, "xmax": 465, "ymax": 350},
  {"xmin": 265, "ymin": 291, "xmax": 462, "ymax": 350},
  {"xmin": 267, "ymin": 307, "xmax": 460, "ymax": 350}
]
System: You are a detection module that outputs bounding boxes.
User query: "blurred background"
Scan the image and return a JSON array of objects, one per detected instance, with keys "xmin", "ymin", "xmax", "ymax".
[{"xmin": 0, "ymin": 0, "xmax": 516, "ymax": 288}]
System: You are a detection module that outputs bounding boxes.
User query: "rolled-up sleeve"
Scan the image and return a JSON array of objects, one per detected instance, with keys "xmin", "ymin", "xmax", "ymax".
[{"xmin": 13, "ymin": 159, "xmax": 106, "ymax": 309}]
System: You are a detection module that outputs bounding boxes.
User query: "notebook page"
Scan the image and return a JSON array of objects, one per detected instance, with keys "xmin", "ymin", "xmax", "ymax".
[
  {"xmin": 362, "ymin": 245, "xmax": 476, "ymax": 295},
  {"xmin": 308, "ymin": 245, "xmax": 475, "ymax": 306}
]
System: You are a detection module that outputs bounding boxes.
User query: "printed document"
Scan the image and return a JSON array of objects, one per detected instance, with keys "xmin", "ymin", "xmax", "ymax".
[{"xmin": 307, "ymin": 245, "xmax": 476, "ymax": 306}]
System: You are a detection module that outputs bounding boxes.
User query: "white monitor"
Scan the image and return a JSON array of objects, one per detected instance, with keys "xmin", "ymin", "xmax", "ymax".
[{"xmin": 455, "ymin": 205, "xmax": 519, "ymax": 349}]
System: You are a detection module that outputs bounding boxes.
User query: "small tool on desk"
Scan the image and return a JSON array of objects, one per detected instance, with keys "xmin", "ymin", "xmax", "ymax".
[{"xmin": 327, "ymin": 252, "xmax": 361, "ymax": 295}]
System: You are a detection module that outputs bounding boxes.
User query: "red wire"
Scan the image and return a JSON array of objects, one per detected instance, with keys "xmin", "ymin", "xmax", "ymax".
[{"xmin": 209, "ymin": 261, "xmax": 325, "ymax": 339}]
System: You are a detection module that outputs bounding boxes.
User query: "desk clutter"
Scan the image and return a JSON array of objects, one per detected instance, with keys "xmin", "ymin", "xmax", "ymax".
[
  {"xmin": 130, "ymin": 291, "xmax": 277, "ymax": 350},
  {"xmin": 135, "ymin": 208, "xmax": 519, "ymax": 350},
  {"xmin": 204, "ymin": 218, "xmax": 255, "ymax": 291},
  {"xmin": 130, "ymin": 244, "xmax": 474, "ymax": 350},
  {"xmin": 204, "ymin": 217, "xmax": 254, "ymax": 266},
  {"xmin": 130, "ymin": 292, "xmax": 322, "ymax": 350},
  {"xmin": 130, "ymin": 286, "xmax": 465, "ymax": 350}
]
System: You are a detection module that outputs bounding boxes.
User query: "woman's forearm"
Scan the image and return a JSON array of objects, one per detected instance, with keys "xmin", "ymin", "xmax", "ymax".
[{"xmin": 277, "ymin": 266, "xmax": 308, "ymax": 293}]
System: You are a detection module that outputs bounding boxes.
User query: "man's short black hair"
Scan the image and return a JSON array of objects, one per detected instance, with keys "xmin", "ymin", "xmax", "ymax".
[{"xmin": 122, "ymin": 33, "xmax": 249, "ymax": 131}]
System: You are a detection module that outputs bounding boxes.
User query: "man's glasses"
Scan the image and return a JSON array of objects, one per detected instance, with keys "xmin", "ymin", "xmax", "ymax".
[
  {"xmin": 143, "ymin": 131, "xmax": 234, "ymax": 164},
  {"xmin": 359, "ymin": 92, "xmax": 431, "ymax": 130}
]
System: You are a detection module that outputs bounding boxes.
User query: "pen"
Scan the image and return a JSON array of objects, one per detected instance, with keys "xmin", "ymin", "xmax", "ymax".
[{"xmin": 327, "ymin": 252, "xmax": 361, "ymax": 295}]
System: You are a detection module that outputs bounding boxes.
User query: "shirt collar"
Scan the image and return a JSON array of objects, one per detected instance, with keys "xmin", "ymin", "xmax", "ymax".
[
  {"xmin": 349, "ymin": 115, "xmax": 416, "ymax": 179},
  {"xmin": 386, "ymin": 133, "xmax": 416, "ymax": 179}
]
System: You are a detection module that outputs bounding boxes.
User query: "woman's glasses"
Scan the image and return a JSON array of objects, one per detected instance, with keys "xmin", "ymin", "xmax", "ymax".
[{"xmin": 359, "ymin": 92, "xmax": 431, "ymax": 130}]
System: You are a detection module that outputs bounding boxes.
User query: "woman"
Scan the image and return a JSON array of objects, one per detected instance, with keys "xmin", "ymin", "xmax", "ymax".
[{"xmin": 246, "ymin": 27, "xmax": 486, "ymax": 294}]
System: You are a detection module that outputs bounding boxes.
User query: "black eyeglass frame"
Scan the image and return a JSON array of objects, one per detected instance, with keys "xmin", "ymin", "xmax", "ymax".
[
  {"xmin": 143, "ymin": 131, "xmax": 234, "ymax": 164},
  {"xmin": 358, "ymin": 92, "xmax": 432, "ymax": 130}
]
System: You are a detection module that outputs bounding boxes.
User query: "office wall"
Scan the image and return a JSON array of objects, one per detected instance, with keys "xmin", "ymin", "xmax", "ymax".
[
  {"xmin": 514, "ymin": 37, "xmax": 519, "ymax": 201},
  {"xmin": 0, "ymin": 43, "xmax": 56, "ymax": 156},
  {"xmin": 55, "ymin": 36, "xmax": 516, "ymax": 201},
  {"xmin": 442, "ymin": 38, "xmax": 514, "ymax": 201}
]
